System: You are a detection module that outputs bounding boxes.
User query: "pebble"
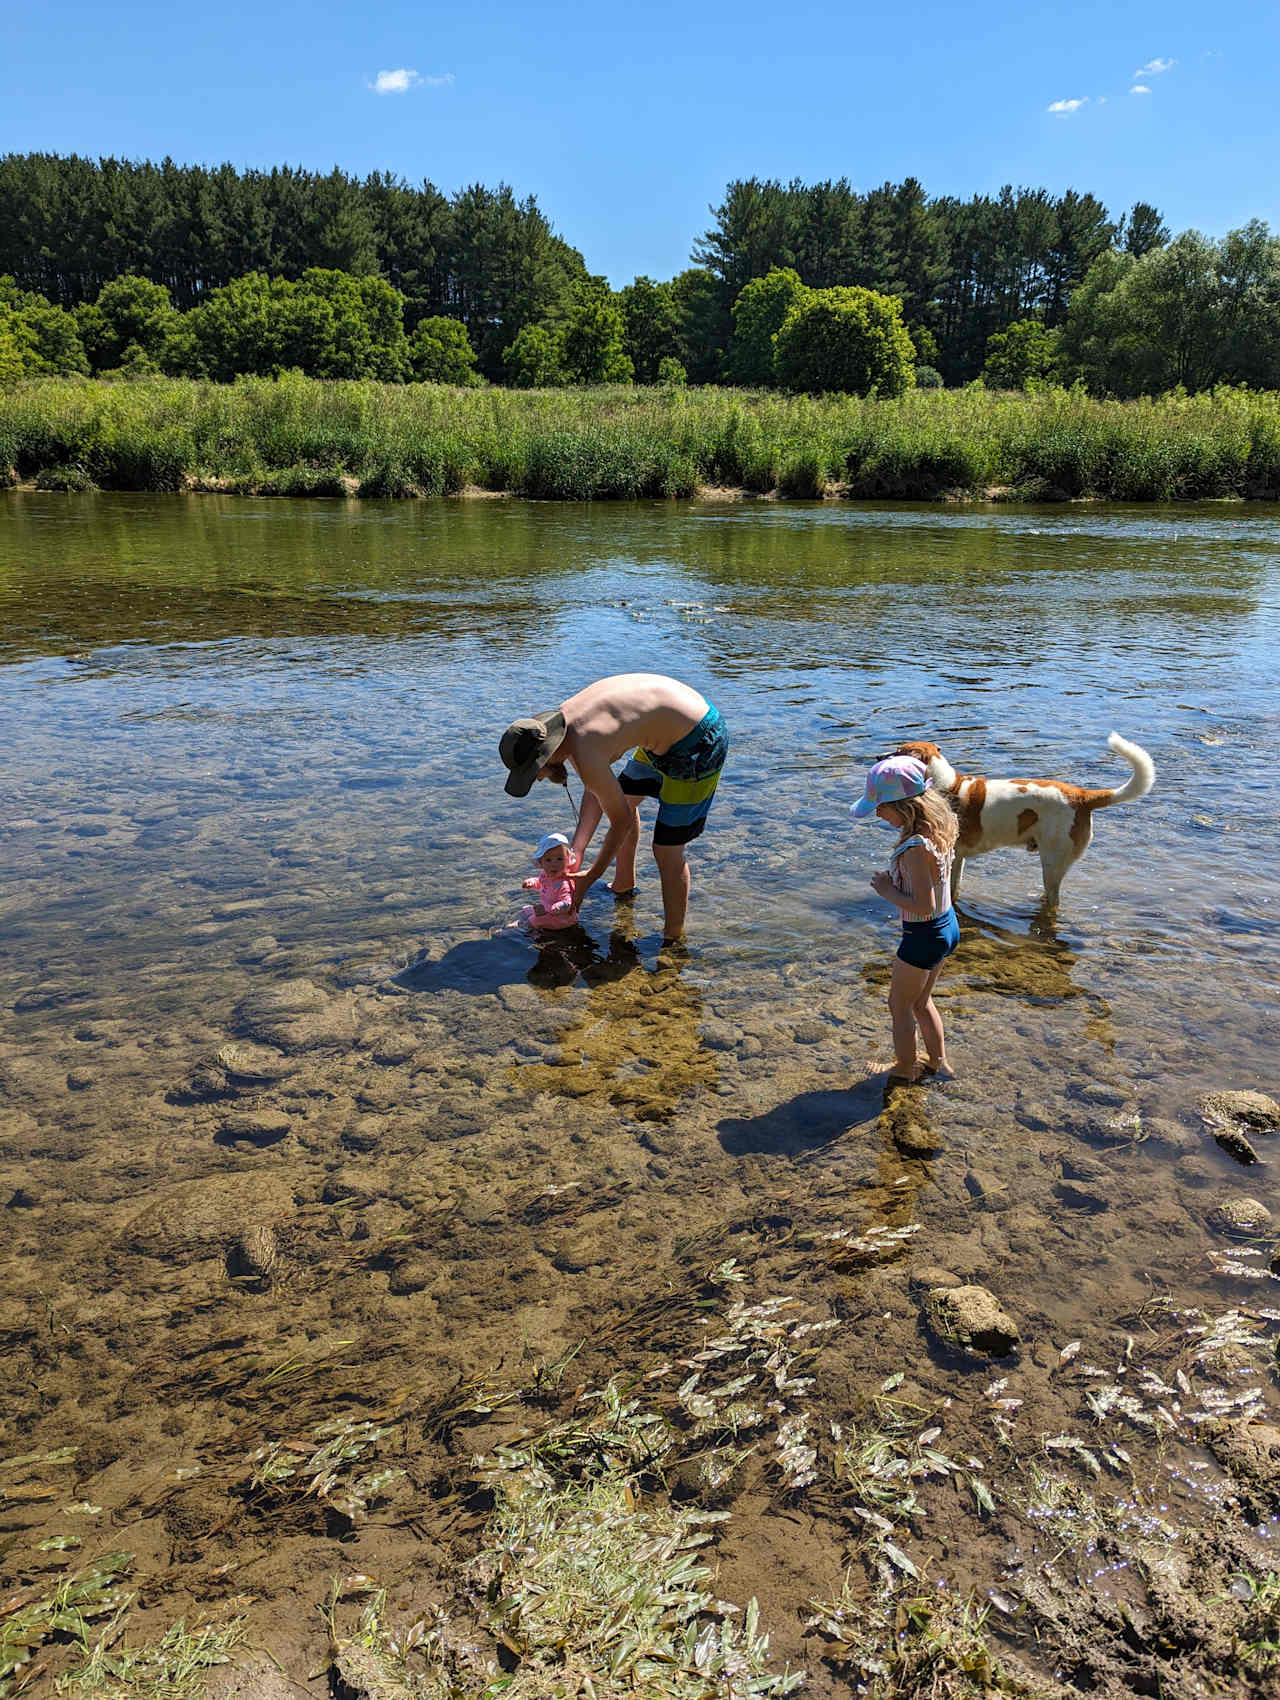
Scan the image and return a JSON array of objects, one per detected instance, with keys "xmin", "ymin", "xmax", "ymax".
[{"xmin": 65, "ymin": 1069, "xmax": 96, "ymax": 1091}]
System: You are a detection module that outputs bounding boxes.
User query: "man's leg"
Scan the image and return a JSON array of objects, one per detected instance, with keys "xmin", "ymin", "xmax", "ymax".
[
  {"xmin": 610, "ymin": 796, "xmax": 642, "ymax": 897},
  {"xmin": 653, "ymin": 840, "xmax": 691, "ymax": 943}
]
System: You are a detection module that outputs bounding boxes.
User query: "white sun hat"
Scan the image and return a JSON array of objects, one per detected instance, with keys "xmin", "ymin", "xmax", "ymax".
[{"xmin": 532, "ymin": 831, "xmax": 572, "ymax": 862}]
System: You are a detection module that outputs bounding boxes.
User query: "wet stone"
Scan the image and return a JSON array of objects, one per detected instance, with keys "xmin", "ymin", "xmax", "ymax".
[
  {"xmin": 1074, "ymin": 1082, "xmax": 1130, "ymax": 1108},
  {"xmin": 1054, "ymin": 1179, "xmax": 1110, "ymax": 1212},
  {"xmin": 964, "ymin": 1167, "xmax": 1009, "ymax": 1209},
  {"xmin": 1212, "ymin": 1127, "xmax": 1260, "ymax": 1166},
  {"xmin": 216, "ymin": 1109, "xmax": 291, "ymax": 1147},
  {"xmin": 1060, "ymin": 1152, "xmax": 1108, "ymax": 1184},
  {"xmin": 1176, "ymin": 1155, "xmax": 1219, "ymax": 1188},
  {"xmin": 14, "ymin": 982, "xmax": 88, "ymax": 1014},
  {"xmin": 497, "ymin": 983, "xmax": 541, "ymax": 1015},
  {"xmin": 387, "ymin": 1258, "xmax": 439, "ymax": 1295},
  {"xmin": 1198, "ymin": 1090, "xmax": 1280, "ymax": 1133},
  {"xmin": 551, "ymin": 1231, "xmax": 602, "ymax": 1273},
  {"xmin": 1015, "ymin": 1100, "xmax": 1055, "ymax": 1132},
  {"xmin": 66, "ymin": 1069, "xmax": 96, "ymax": 1091},
  {"xmin": 925, "ymin": 1284, "xmax": 1020, "ymax": 1357},
  {"xmin": 234, "ymin": 978, "xmax": 354, "ymax": 1052},
  {"xmin": 342, "ymin": 1116, "xmax": 385, "ymax": 1153},
  {"xmin": 1142, "ymin": 1116, "xmax": 1201, "ymax": 1154},
  {"xmin": 215, "ymin": 1042, "xmax": 295, "ymax": 1085},
  {"xmin": 125, "ymin": 1173, "xmax": 293, "ymax": 1260},
  {"xmin": 1207, "ymin": 1196, "xmax": 1272, "ymax": 1236},
  {"xmin": 699, "ymin": 1018, "xmax": 741, "ymax": 1052},
  {"xmin": 371, "ymin": 1034, "xmax": 419, "ymax": 1066},
  {"xmin": 909, "ymin": 1264, "xmax": 962, "ymax": 1292},
  {"xmin": 226, "ymin": 1223, "xmax": 278, "ymax": 1284},
  {"xmin": 791, "ymin": 1019, "xmax": 828, "ymax": 1045}
]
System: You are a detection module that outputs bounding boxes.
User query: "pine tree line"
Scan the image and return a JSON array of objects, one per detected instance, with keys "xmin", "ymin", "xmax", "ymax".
[{"xmin": 1, "ymin": 155, "xmax": 1170, "ymax": 385}]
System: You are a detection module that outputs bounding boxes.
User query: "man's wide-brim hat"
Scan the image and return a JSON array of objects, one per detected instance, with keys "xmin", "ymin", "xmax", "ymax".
[{"xmin": 500, "ymin": 708, "xmax": 567, "ymax": 797}]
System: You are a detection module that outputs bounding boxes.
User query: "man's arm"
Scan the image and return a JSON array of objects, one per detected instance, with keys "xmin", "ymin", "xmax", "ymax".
[
  {"xmin": 571, "ymin": 789, "xmax": 604, "ymax": 865},
  {"xmin": 570, "ymin": 752, "xmax": 638, "ymax": 897}
]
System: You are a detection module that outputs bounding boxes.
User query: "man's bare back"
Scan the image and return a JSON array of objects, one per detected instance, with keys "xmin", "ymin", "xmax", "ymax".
[{"xmin": 558, "ymin": 674, "xmax": 709, "ymax": 768}]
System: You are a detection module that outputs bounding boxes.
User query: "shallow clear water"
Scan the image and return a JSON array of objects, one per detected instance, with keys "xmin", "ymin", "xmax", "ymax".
[{"xmin": 2, "ymin": 489, "xmax": 1279, "ymax": 1680}]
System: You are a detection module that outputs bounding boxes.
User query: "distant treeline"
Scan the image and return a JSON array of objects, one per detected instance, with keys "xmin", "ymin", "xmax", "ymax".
[{"xmin": 2, "ymin": 154, "xmax": 1279, "ymax": 396}]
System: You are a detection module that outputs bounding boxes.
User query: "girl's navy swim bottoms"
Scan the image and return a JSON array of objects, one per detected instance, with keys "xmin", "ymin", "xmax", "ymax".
[{"xmin": 897, "ymin": 907, "xmax": 959, "ymax": 970}]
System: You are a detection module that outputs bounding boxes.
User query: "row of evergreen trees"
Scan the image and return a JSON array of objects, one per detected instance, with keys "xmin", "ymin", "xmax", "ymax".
[
  {"xmin": 0, "ymin": 153, "xmax": 1168, "ymax": 386},
  {"xmin": 4, "ymin": 154, "xmax": 1277, "ymax": 395}
]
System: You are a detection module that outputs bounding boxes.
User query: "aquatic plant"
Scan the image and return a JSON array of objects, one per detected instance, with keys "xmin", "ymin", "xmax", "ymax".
[
  {"xmin": 246, "ymin": 1415, "xmax": 401, "ymax": 1524},
  {"xmin": 56, "ymin": 1615, "xmax": 245, "ymax": 1698},
  {"xmin": 0, "ymin": 1552, "xmax": 133, "ymax": 1697}
]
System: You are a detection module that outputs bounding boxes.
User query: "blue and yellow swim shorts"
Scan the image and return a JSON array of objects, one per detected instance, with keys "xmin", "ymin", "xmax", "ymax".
[{"xmin": 618, "ymin": 705, "xmax": 728, "ymax": 846}]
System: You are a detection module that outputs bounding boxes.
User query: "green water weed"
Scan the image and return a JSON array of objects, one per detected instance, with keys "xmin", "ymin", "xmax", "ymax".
[
  {"xmin": 0, "ymin": 1553, "xmax": 133, "ymax": 1697},
  {"xmin": 55, "ymin": 1615, "xmax": 245, "ymax": 1698}
]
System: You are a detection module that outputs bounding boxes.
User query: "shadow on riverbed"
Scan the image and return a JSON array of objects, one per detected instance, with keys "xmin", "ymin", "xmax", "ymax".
[{"xmin": 717, "ymin": 1082, "xmax": 889, "ymax": 1156}]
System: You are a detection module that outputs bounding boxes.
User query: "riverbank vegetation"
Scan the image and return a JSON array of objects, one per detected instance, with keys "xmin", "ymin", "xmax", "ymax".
[
  {"xmin": 3, "ymin": 155, "xmax": 1280, "ymax": 401},
  {"xmin": 3, "ymin": 375, "xmax": 1280, "ymax": 502}
]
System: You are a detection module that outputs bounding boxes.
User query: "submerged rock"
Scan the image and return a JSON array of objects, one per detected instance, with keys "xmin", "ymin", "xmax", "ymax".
[
  {"xmin": 1207, "ymin": 1196, "xmax": 1272, "ymax": 1236},
  {"xmin": 1212, "ymin": 1126, "xmax": 1260, "ymax": 1166},
  {"xmin": 1198, "ymin": 1090, "xmax": 1280, "ymax": 1133},
  {"xmin": 125, "ymin": 1173, "xmax": 293, "ymax": 1261},
  {"xmin": 234, "ymin": 978, "xmax": 354, "ymax": 1052},
  {"xmin": 924, "ymin": 1283, "xmax": 1020, "ymax": 1356},
  {"xmin": 215, "ymin": 1042, "xmax": 295, "ymax": 1085},
  {"xmin": 216, "ymin": 1108, "xmax": 291, "ymax": 1147},
  {"xmin": 1202, "ymin": 1417, "xmax": 1280, "ymax": 1512},
  {"xmin": 226, "ymin": 1223, "xmax": 278, "ymax": 1285}
]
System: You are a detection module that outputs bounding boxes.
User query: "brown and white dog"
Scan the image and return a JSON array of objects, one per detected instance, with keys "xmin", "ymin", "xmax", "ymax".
[{"xmin": 893, "ymin": 733, "xmax": 1156, "ymax": 906}]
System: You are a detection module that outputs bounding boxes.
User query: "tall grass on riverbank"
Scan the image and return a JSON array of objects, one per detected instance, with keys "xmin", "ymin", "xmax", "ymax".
[{"xmin": 3, "ymin": 374, "xmax": 1280, "ymax": 501}]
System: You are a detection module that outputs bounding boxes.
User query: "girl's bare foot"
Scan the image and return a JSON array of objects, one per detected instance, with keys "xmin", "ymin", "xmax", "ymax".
[
  {"xmin": 922, "ymin": 1059, "xmax": 956, "ymax": 1080},
  {"xmin": 885, "ymin": 1068, "xmax": 921, "ymax": 1089}
]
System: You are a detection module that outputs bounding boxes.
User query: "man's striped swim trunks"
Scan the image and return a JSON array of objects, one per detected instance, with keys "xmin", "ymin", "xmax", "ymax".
[{"xmin": 618, "ymin": 705, "xmax": 728, "ymax": 846}]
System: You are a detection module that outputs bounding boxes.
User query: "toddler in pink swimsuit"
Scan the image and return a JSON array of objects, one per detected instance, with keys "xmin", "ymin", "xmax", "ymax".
[{"xmin": 517, "ymin": 831, "xmax": 581, "ymax": 931}]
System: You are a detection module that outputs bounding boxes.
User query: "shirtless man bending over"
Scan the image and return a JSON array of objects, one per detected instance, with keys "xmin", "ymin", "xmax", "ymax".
[{"xmin": 499, "ymin": 674, "xmax": 729, "ymax": 944}]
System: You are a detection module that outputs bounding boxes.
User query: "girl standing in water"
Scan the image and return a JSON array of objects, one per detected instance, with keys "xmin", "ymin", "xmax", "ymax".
[{"xmin": 851, "ymin": 755, "xmax": 960, "ymax": 1086}]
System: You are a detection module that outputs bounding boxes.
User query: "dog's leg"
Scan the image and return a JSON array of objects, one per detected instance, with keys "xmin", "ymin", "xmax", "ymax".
[
  {"xmin": 1038, "ymin": 815, "xmax": 1090, "ymax": 906},
  {"xmin": 950, "ymin": 854, "xmax": 965, "ymax": 900}
]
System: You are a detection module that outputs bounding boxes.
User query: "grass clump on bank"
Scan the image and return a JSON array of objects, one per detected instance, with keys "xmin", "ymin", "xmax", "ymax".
[{"xmin": 3, "ymin": 374, "xmax": 1280, "ymax": 502}]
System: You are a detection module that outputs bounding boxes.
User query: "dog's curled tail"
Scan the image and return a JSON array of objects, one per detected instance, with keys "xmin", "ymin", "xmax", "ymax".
[{"xmin": 1102, "ymin": 732, "xmax": 1156, "ymax": 806}]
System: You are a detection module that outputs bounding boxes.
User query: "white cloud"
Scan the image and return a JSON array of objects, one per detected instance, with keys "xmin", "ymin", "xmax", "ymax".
[
  {"xmin": 369, "ymin": 67, "xmax": 452, "ymax": 95},
  {"xmin": 1130, "ymin": 84, "xmax": 1152, "ymax": 95},
  {"xmin": 1047, "ymin": 97, "xmax": 1087, "ymax": 114},
  {"xmin": 1134, "ymin": 57, "xmax": 1175, "ymax": 76}
]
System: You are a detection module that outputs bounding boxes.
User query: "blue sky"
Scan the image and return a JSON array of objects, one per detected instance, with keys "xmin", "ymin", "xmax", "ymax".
[{"xmin": 3, "ymin": 1, "xmax": 1277, "ymax": 286}]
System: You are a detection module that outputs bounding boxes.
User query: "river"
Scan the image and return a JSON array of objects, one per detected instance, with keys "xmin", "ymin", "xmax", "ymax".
[{"xmin": 2, "ymin": 490, "xmax": 1279, "ymax": 1697}]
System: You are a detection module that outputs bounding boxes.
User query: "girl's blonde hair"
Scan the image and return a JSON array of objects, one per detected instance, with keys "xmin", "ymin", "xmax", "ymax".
[{"xmin": 892, "ymin": 788, "xmax": 959, "ymax": 853}]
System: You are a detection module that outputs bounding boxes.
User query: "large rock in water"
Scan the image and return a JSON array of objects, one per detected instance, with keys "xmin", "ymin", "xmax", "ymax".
[
  {"xmin": 233, "ymin": 979, "xmax": 354, "ymax": 1052},
  {"xmin": 1198, "ymin": 1090, "xmax": 1280, "ymax": 1133},
  {"xmin": 124, "ymin": 1173, "xmax": 293, "ymax": 1262},
  {"xmin": 925, "ymin": 1284, "xmax": 1020, "ymax": 1356},
  {"xmin": 1207, "ymin": 1196, "xmax": 1272, "ymax": 1237}
]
